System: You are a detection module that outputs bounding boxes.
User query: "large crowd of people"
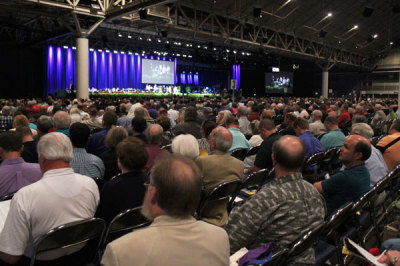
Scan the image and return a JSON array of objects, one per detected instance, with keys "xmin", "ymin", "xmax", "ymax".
[{"xmin": 0, "ymin": 95, "xmax": 399, "ymax": 265}]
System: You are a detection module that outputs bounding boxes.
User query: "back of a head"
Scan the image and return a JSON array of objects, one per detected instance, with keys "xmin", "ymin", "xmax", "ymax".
[
  {"xmin": 210, "ymin": 126, "xmax": 233, "ymax": 152},
  {"xmin": 352, "ymin": 115, "xmax": 367, "ymax": 124},
  {"xmin": 226, "ymin": 116, "xmax": 239, "ymax": 127},
  {"xmin": 105, "ymin": 126, "xmax": 128, "ymax": 149},
  {"xmin": 151, "ymin": 154, "xmax": 202, "ymax": 217},
  {"xmin": 103, "ymin": 111, "xmax": 118, "ymax": 128},
  {"xmin": 37, "ymin": 115, "xmax": 53, "ymax": 133},
  {"xmin": 0, "ymin": 131, "xmax": 22, "ymax": 152},
  {"xmin": 147, "ymin": 124, "xmax": 164, "ymax": 145},
  {"xmin": 184, "ymin": 107, "xmax": 198, "ymax": 122},
  {"xmin": 15, "ymin": 126, "xmax": 32, "ymax": 138},
  {"xmin": 53, "ymin": 111, "xmax": 71, "ymax": 130},
  {"xmin": 117, "ymin": 137, "xmax": 148, "ymax": 171},
  {"xmin": 171, "ymin": 134, "xmax": 199, "ymax": 160},
  {"xmin": 37, "ymin": 132, "xmax": 73, "ymax": 162},
  {"xmin": 237, "ymin": 106, "xmax": 249, "ymax": 116},
  {"xmin": 312, "ymin": 110, "xmax": 323, "ymax": 120},
  {"xmin": 324, "ymin": 115, "xmax": 338, "ymax": 126},
  {"xmin": 393, "ymin": 119, "xmax": 400, "ymax": 132},
  {"xmin": 132, "ymin": 117, "xmax": 147, "ymax": 133},
  {"xmin": 353, "ymin": 136, "xmax": 372, "ymax": 162},
  {"xmin": 351, "ymin": 123, "xmax": 374, "ymax": 140},
  {"xmin": 202, "ymin": 120, "xmax": 217, "ymax": 138},
  {"xmin": 293, "ymin": 117, "xmax": 309, "ymax": 130},
  {"xmin": 259, "ymin": 118, "xmax": 275, "ymax": 131},
  {"xmin": 13, "ymin": 115, "xmax": 29, "ymax": 128},
  {"xmin": 134, "ymin": 107, "xmax": 146, "ymax": 118},
  {"xmin": 88, "ymin": 107, "xmax": 98, "ymax": 117},
  {"xmin": 272, "ymin": 135, "xmax": 306, "ymax": 172},
  {"xmin": 69, "ymin": 122, "xmax": 90, "ymax": 148},
  {"xmin": 156, "ymin": 116, "xmax": 171, "ymax": 132}
]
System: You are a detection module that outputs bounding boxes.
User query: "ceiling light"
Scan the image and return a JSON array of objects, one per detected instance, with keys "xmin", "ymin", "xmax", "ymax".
[
  {"xmin": 105, "ymin": 49, "xmax": 110, "ymax": 53},
  {"xmin": 98, "ymin": 49, "xmax": 102, "ymax": 52},
  {"xmin": 327, "ymin": 12, "xmax": 332, "ymax": 17},
  {"xmin": 373, "ymin": 34, "xmax": 378, "ymax": 38},
  {"xmin": 197, "ymin": 45, "xmax": 201, "ymax": 48},
  {"xmin": 226, "ymin": 49, "xmax": 230, "ymax": 52},
  {"xmin": 72, "ymin": 46, "xmax": 76, "ymax": 50},
  {"xmin": 121, "ymin": 51, "xmax": 125, "ymax": 54},
  {"xmin": 204, "ymin": 46, "xmax": 208, "ymax": 49},
  {"xmin": 338, "ymin": 40, "xmax": 341, "ymax": 44},
  {"xmin": 390, "ymin": 41, "xmax": 394, "ymax": 45},
  {"xmin": 63, "ymin": 46, "xmax": 68, "ymax": 49},
  {"xmin": 128, "ymin": 35, "xmax": 132, "ymax": 39},
  {"xmin": 213, "ymin": 47, "xmax": 217, "ymax": 51},
  {"xmin": 118, "ymin": 33, "xmax": 122, "ymax": 37},
  {"xmin": 89, "ymin": 48, "xmax": 94, "ymax": 51},
  {"xmin": 139, "ymin": 37, "xmax": 143, "ymax": 40},
  {"xmin": 158, "ymin": 39, "xmax": 161, "ymax": 43},
  {"xmin": 113, "ymin": 50, "xmax": 118, "ymax": 53},
  {"xmin": 353, "ymin": 25, "xmax": 358, "ymax": 29},
  {"xmin": 233, "ymin": 50, "xmax": 237, "ymax": 54},
  {"xmin": 148, "ymin": 38, "xmax": 151, "ymax": 41}
]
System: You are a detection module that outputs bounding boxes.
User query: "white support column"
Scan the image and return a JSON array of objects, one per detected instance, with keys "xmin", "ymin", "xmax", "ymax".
[
  {"xmin": 322, "ymin": 68, "xmax": 329, "ymax": 98},
  {"xmin": 76, "ymin": 37, "xmax": 89, "ymax": 99}
]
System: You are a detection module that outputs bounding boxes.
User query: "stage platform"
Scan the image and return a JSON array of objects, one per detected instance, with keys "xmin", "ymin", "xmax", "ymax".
[{"xmin": 88, "ymin": 92, "xmax": 221, "ymax": 98}]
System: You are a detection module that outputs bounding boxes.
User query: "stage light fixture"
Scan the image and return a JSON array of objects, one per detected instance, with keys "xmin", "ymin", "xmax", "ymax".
[
  {"xmin": 158, "ymin": 39, "xmax": 161, "ymax": 43},
  {"xmin": 128, "ymin": 51, "xmax": 132, "ymax": 54},
  {"xmin": 113, "ymin": 50, "xmax": 118, "ymax": 53},
  {"xmin": 98, "ymin": 49, "xmax": 102, "ymax": 52},
  {"xmin": 148, "ymin": 38, "xmax": 152, "ymax": 41},
  {"xmin": 72, "ymin": 46, "xmax": 76, "ymax": 50},
  {"xmin": 233, "ymin": 50, "xmax": 237, "ymax": 54},
  {"xmin": 63, "ymin": 46, "xmax": 68, "ymax": 49},
  {"xmin": 121, "ymin": 51, "xmax": 125, "ymax": 54},
  {"xmin": 213, "ymin": 47, "xmax": 217, "ymax": 51},
  {"xmin": 204, "ymin": 46, "xmax": 208, "ymax": 49},
  {"xmin": 165, "ymin": 40, "xmax": 169, "ymax": 44},
  {"xmin": 183, "ymin": 54, "xmax": 187, "ymax": 57},
  {"xmin": 105, "ymin": 49, "xmax": 110, "ymax": 53},
  {"xmin": 226, "ymin": 49, "xmax": 230, "ymax": 52},
  {"xmin": 197, "ymin": 45, "xmax": 201, "ymax": 48},
  {"xmin": 135, "ymin": 52, "xmax": 139, "ymax": 55},
  {"xmin": 247, "ymin": 52, "xmax": 251, "ymax": 56},
  {"xmin": 89, "ymin": 48, "xmax": 94, "ymax": 51},
  {"xmin": 353, "ymin": 25, "xmax": 358, "ymax": 29}
]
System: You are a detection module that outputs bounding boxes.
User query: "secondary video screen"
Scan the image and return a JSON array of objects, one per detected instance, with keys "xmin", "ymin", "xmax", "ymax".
[
  {"xmin": 142, "ymin": 59, "xmax": 175, "ymax": 85},
  {"xmin": 265, "ymin": 72, "xmax": 293, "ymax": 94}
]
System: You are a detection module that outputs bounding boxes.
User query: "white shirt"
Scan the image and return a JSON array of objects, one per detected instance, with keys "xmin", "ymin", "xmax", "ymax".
[
  {"xmin": 0, "ymin": 168, "xmax": 99, "ymax": 258},
  {"xmin": 238, "ymin": 116, "xmax": 252, "ymax": 136}
]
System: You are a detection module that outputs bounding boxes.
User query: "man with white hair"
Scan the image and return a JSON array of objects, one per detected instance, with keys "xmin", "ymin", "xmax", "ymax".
[
  {"xmin": 309, "ymin": 110, "xmax": 327, "ymax": 136},
  {"xmin": 53, "ymin": 111, "xmax": 71, "ymax": 137},
  {"xmin": 237, "ymin": 105, "xmax": 252, "ymax": 135},
  {"xmin": 0, "ymin": 132, "xmax": 99, "ymax": 264},
  {"xmin": 171, "ymin": 134, "xmax": 200, "ymax": 160},
  {"xmin": 372, "ymin": 104, "xmax": 386, "ymax": 128},
  {"xmin": 351, "ymin": 123, "xmax": 388, "ymax": 187}
]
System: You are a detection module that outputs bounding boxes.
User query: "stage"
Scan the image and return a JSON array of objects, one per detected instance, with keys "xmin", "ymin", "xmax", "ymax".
[{"xmin": 87, "ymin": 92, "xmax": 221, "ymax": 98}]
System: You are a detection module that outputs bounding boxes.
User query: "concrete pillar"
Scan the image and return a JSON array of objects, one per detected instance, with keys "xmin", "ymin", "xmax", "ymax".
[
  {"xmin": 322, "ymin": 68, "xmax": 329, "ymax": 98},
  {"xmin": 76, "ymin": 37, "xmax": 89, "ymax": 99}
]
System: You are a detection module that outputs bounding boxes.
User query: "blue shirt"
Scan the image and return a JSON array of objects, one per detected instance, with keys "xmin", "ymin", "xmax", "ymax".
[
  {"xmin": 320, "ymin": 129, "xmax": 346, "ymax": 150},
  {"xmin": 299, "ymin": 131, "xmax": 324, "ymax": 157},
  {"xmin": 86, "ymin": 128, "xmax": 110, "ymax": 157},
  {"xmin": 70, "ymin": 148, "xmax": 105, "ymax": 179},
  {"xmin": 366, "ymin": 146, "xmax": 388, "ymax": 187},
  {"xmin": 228, "ymin": 128, "xmax": 250, "ymax": 153}
]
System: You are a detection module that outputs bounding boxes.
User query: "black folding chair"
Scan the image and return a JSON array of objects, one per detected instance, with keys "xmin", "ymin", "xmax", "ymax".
[
  {"xmin": 231, "ymin": 148, "xmax": 248, "ymax": 161},
  {"xmin": 242, "ymin": 168, "xmax": 269, "ymax": 190},
  {"xmin": 100, "ymin": 206, "xmax": 151, "ymax": 250},
  {"xmin": 196, "ymin": 180, "xmax": 242, "ymax": 219},
  {"xmin": 0, "ymin": 192, "xmax": 15, "ymax": 202},
  {"xmin": 302, "ymin": 152, "xmax": 325, "ymax": 183},
  {"xmin": 160, "ymin": 144, "xmax": 172, "ymax": 153},
  {"xmin": 245, "ymin": 146, "xmax": 261, "ymax": 157},
  {"xmin": 30, "ymin": 218, "xmax": 106, "ymax": 266}
]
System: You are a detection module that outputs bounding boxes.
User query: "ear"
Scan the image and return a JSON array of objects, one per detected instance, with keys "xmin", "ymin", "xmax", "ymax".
[
  {"xmin": 271, "ymin": 153, "xmax": 276, "ymax": 166},
  {"xmin": 19, "ymin": 145, "xmax": 24, "ymax": 154},
  {"xmin": 149, "ymin": 186, "xmax": 158, "ymax": 205}
]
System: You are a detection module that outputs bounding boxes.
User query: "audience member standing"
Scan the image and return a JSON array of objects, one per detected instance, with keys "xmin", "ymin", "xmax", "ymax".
[
  {"xmin": 102, "ymin": 155, "xmax": 229, "ymax": 266},
  {"xmin": 0, "ymin": 133, "xmax": 99, "ymax": 264},
  {"xmin": 96, "ymin": 137, "xmax": 148, "ymax": 224},
  {"xmin": 0, "ymin": 131, "xmax": 41, "ymax": 198},
  {"xmin": 226, "ymin": 136, "xmax": 325, "ymax": 264},
  {"xmin": 70, "ymin": 123, "xmax": 105, "ymax": 179}
]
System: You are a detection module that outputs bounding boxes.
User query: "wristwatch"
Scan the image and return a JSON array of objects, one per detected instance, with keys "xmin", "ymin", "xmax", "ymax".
[{"xmin": 393, "ymin": 256, "xmax": 399, "ymax": 265}]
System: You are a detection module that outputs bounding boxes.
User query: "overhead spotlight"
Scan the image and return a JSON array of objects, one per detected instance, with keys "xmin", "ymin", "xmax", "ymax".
[
  {"xmin": 213, "ymin": 47, "xmax": 217, "ymax": 51},
  {"xmin": 128, "ymin": 34, "xmax": 132, "ymax": 39},
  {"xmin": 338, "ymin": 40, "xmax": 342, "ymax": 44},
  {"xmin": 204, "ymin": 46, "xmax": 208, "ymax": 49},
  {"xmin": 118, "ymin": 32, "xmax": 122, "ymax": 37},
  {"xmin": 319, "ymin": 30, "xmax": 327, "ymax": 38},
  {"xmin": 148, "ymin": 38, "xmax": 152, "ymax": 41},
  {"xmin": 226, "ymin": 49, "xmax": 230, "ymax": 52},
  {"xmin": 89, "ymin": 48, "xmax": 94, "ymax": 51},
  {"xmin": 373, "ymin": 34, "xmax": 378, "ymax": 38},
  {"xmin": 327, "ymin": 12, "xmax": 332, "ymax": 17},
  {"xmin": 139, "ymin": 36, "xmax": 143, "ymax": 40},
  {"xmin": 246, "ymin": 52, "xmax": 251, "ymax": 56},
  {"xmin": 113, "ymin": 50, "xmax": 118, "ymax": 54},
  {"xmin": 390, "ymin": 41, "xmax": 394, "ymax": 45},
  {"xmin": 165, "ymin": 40, "xmax": 169, "ymax": 44},
  {"xmin": 158, "ymin": 39, "xmax": 161, "ymax": 43},
  {"xmin": 72, "ymin": 46, "xmax": 76, "ymax": 50},
  {"xmin": 233, "ymin": 50, "xmax": 237, "ymax": 54},
  {"xmin": 362, "ymin": 7, "xmax": 374, "ymax": 17},
  {"xmin": 353, "ymin": 25, "xmax": 358, "ymax": 29},
  {"xmin": 63, "ymin": 46, "xmax": 68, "ymax": 49},
  {"xmin": 197, "ymin": 45, "xmax": 201, "ymax": 48},
  {"xmin": 253, "ymin": 7, "xmax": 262, "ymax": 18},
  {"xmin": 241, "ymin": 52, "xmax": 245, "ymax": 55}
]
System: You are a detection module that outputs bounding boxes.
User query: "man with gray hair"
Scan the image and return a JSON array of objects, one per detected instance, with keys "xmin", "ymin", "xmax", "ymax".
[
  {"xmin": 309, "ymin": 110, "xmax": 327, "ymax": 136},
  {"xmin": 144, "ymin": 124, "xmax": 169, "ymax": 174},
  {"xmin": 351, "ymin": 123, "xmax": 388, "ymax": 187},
  {"xmin": 195, "ymin": 126, "xmax": 244, "ymax": 226},
  {"xmin": 0, "ymin": 132, "xmax": 99, "ymax": 264},
  {"xmin": 53, "ymin": 110, "xmax": 71, "ymax": 137},
  {"xmin": 237, "ymin": 105, "xmax": 252, "ymax": 136}
]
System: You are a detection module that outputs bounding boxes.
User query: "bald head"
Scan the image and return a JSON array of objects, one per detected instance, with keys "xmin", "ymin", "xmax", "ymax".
[
  {"xmin": 209, "ymin": 126, "xmax": 233, "ymax": 152},
  {"xmin": 147, "ymin": 124, "xmax": 163, "ymax": 145},
  {"xmin": 272, "ymin": 135, "xmax": 306, "ymax": 172}
]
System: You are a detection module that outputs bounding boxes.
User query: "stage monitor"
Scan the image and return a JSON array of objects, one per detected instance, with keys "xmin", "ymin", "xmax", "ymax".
[
  {"xmin": 142, "ymin": 58, "xmax": 175, "ymax": 85},
  {"xmin": 265, "ymin": 72, "xmax": 293, "ymax": 94}
]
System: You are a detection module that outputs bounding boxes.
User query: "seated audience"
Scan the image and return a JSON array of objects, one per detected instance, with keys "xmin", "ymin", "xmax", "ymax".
[
  {"xmin": 293, "ymin": 118, "xmax": 323, "ymax": 157},
  {"xmin": 101, "ymin": 155, "xmax": 229, "ymax": 266},
  {"xmin": 96, "ymin": 137, "xmax": 148, "ymax": 224},
  {"xmin": 195, "ymin": 126, "xmax": 244, "ymax": 226},
  {"xmin": 144, "ymin": 124, "xmax": 169, "ymax": 174},
  {"xmin": 226, "ymin": 135, "xmax": 326, "ymax": 264},
  {"xmin": 243, "ymin": 120, "xmax": 263, "ymax": 167},
  {"xmin": 245, "ymin": 119, "xmax": 281, "ymax": 175},
  {"xmin": 16, "ymin": 126, "xmax": 38, "ymax": 163},
  {"xmin": 320, "ymin": 116, "xmax": 346, "ymax": 150},
  {"xmin": 34, "ymin": 115, "xmax": 53, "ymax": 143},
  {"xmin": 156, "ymin": 116, "xmax": 173, "ymax": 146},
  {"xmin": 0, "ymin": 133, "xmax": 99, "ymax": 264},
  {"xmin": 116, "ymin": 104, "xmax": 132, "ymax": 132},
  {"xmin": 131, "ymin": 117, "xmax": 147, "ymax": 143},
  {"xmin": 86, "ymin": 111, "xmax": 118, "ymax": 156},
  {"xmin": 172, "ymin": 106, "xmax": 201, "ymax": 138},
  {"xmin": 314, "ymin": 135, "xmax": 371, "ymax": 216},
  {"xmin": 309, "ymin": 110, "xmax": 327, "ymax": 136},
  {"xmin": 216, "ymin": 110, "xmax": 232, "ymax": 127},
  {"xmin": 82, "ymin": 107, "xmax": 102, "ymax": 132},
  {"xmin": 226, "ymin": 116, "xmax": 249, "ymax": 153},
  {"xmin": 198, "ymin": 120, "xmax": 217, "ymax": 156},
  {"xmin": 69, "ymin": 123, "xmax": 105, "ymax": 179},
  {"xmin": 0, "ymin": 131, "xmax": 41, "ymax": 198},
  {"xmin": 376, "ymin": 119, "xmax": 400, "ymax": 171},
  {"xmin": 100, "ymin": 126, "xmax": 129, "ymax": 180},
  {"xmin": 237, "ymin": 106, "xmax": 251, "ymax": 135},
  {"xmin": 351, "ymin": 123, "xmax": 388, "ymax": 187},
  {"xmin": 53, "ymin": 111, "xmax": 71, "ymax": 137},
  {"xmin": 0, "ymin": 106, "xmax": 13, "ymax": 131},
  {"xmin": 11, "ymin": 115, "xmax": 37, "ymax": 136},
  {"xmin": 171, "ymin": 134, "xmax": 199, "ymax": 160}
]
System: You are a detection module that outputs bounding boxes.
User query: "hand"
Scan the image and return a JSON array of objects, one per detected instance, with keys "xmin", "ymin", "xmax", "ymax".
[{"xmin": 378, "ymin": 250, "xmax": 400, "ymax": 265}]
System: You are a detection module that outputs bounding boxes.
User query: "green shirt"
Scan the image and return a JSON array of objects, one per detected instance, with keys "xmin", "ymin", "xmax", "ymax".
[{"xmin": 320, "ymin": 129, "xmax": 346, "ymax": 150}]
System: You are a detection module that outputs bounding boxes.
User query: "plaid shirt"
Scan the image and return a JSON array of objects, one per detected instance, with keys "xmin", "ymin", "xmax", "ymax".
[
  {"xmin": 0, "ymin": 114, "xmax": 13, "ymax": 130},
  {"xmin": 226, "ymin": 172, "xmax": 326, "ymax": 265}
]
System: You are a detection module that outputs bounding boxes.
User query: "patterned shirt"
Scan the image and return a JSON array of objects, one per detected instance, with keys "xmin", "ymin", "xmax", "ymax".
[
  {"xmin": 70, "ymin": 148, "xmax": 105, "ymax": 179},
  {"xmin": 225, "ymin": 172, "xmax": 326, "ymax": 264}
]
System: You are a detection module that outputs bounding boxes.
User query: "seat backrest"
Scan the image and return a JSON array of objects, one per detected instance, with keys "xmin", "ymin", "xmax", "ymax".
[
  {"xmin": 242, "ymin": 168, "xmax": 268, "ymax": 189},
  {"xmin": 197, "ymin": 180, "xmax": 241, "ymax": 216},
  {"xmin": 0, "ymin": 193, "xmax": 14, "ymax": 202},
  {"xmin": 31, "ymin": 218, "xmax": 106, "ymax": 265},
  {"xmin": 286, "ymin": 222, "xmax": 326, "ymax": 258},
  {"xmin": 231, "ymin": 148, "xmax": 248, "ymax": 161},
  {"xmin": 352, "ymin": 189, "xmax": 375, "ymax": 212},
  {"xmin": 161, "ymin": 144, "xmax": 172, "ymax": 153},
  {"xmin": 246, "ymin": 145, "xmax": 261, "ymax": 157},
  {"xmin": 102, "ymin": 206, "xmax": 151, "ymax": 248},
  {"xmin": 323, "ymin": 147, "xmax": 338, "ymax": 162},
  {"xmin": 304, "ymin": 152, "xmax": 325, "ymax": 168},
  {"xmin": 325, "ymin": 202, "xmax": 354, "ymax": 233}
]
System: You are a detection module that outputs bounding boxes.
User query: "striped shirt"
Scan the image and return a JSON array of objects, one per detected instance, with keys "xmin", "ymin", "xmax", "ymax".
[
  {"xmin": 225, "ymin": 172, "xmax": 326, "ymax": 264},
  {"xmin": 70, "ymin": 148, "xmax": 105, "ymax": 179}
]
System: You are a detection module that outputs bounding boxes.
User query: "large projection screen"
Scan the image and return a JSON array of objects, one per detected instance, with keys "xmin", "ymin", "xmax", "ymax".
[
  {"xmin": 142, "ymin": 59, "xmax": 175, "ymax": 85},
  {"xmin": 265, "ymin": 72, "xmax": 293, "ymax": 94}
]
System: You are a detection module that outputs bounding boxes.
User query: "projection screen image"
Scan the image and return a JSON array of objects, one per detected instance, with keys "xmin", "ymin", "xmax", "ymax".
[
  {"xmin": 265, "ymin": 72, "xmax": 294, "ymax": 94},
  {"xmin": 142, "ymin": 58, "xmax": 175, "ymax": 85}
]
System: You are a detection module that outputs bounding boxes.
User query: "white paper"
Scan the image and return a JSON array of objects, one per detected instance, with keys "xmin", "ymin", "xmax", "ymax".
[
  {"xmin": 229, "ymin": 247, "xmax": 248, "ymax": 266},
  {"xmin": 347, "ymin": 238, "xmax": 388, "ymax": 266},
  {"xmin": 0, "ymin": 200, "xmax": 11, "ymax": 233}
]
